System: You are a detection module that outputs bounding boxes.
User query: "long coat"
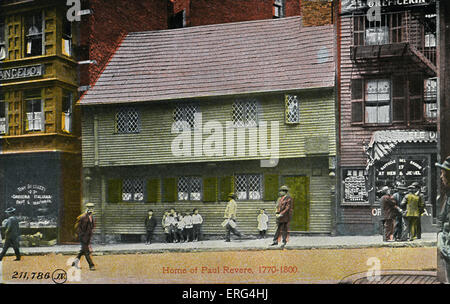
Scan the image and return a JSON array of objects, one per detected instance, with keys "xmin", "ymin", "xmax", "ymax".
[
  {"xmin": 224, "ymin": 199, "xmax": 238, "ymax": 220},
  {"xmin": 77, "ymin": 212, "xmax": 95, "ymax": 243},
  {"xmin": 402, "ymin": 193, "xmax": 424, "ymax": 217},
  {"xmin": 276, "ymin": 195, "xmax": 293, "ymax": 223},
  {"xmin": 381, "ymin": 195, "xmax": 397, "ymax": 220},
  {"xmin": 4, "ymin": 216, "xmax": 20, "ymax": 241},
  {"xmin": 145, "ymin": 216, "xmax": 157, "ymax": 231}
]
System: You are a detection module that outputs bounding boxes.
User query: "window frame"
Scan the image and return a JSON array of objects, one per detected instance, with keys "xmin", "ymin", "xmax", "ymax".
[
  {"xmin": 62, "ymin": 17, "xmax": 73, "ymax": 57},
  {"xmin": 285, "ymin": 94, "xmax": 300, "ymax": 124},
  {"xmin": 122, "ymin": 177, "xmax": 145, "ymax": 203},
  {"xmin": 0, "ymin": 17, "xmax": 7, "ymax": 61},
  {"xmin": 115, "ymin": 106, "xmax": 141, "ymax": 134},
  {"xmin": 0, "ymin": 95, "xmax": 7, "ymax": 134},
  {"xmin": 24, "ymin": 90, "xmax": 44, "ymax": 132},
  {"xmin": 234, "ymin": 174, "xmax": 263, "ymax": 201},
  {"xmin": 424, "ymin": 77, "xmax": 437, "ymax": 120},
  {"xmin": 62, "ymin": 90, "xmax": 73, "ymax": 133},
  {"xmin": 352, "ymin": 12, "xmax": 404, "ymax": 46},
  {"xmin": 172, "ymin": 103, "xmax": 199, "ymax": 131},
  {"xmin": 232, "ymin": 98, "xmax": 260, "ymax": 128},
  {"xmin": 273, "ymin": 0, "xmax": 284, "ymax": 19},
  {"xmin": 177, "ymin": 176, "xmax": 202, "ymax": 202},
  {"xmin": 25, "ymin": 11, "xmax": 45, "ymax": 58}
]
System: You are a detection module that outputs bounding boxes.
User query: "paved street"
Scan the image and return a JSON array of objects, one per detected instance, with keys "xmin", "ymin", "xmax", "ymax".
[{"xmin": 0, "ymin": 233, "xmax": 438, "ymax": 284}]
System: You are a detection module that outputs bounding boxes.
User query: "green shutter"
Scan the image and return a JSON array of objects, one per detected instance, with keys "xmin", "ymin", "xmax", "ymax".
[
  {"xmin": 219, "ymin": 176, "xmax": 234, "ymax": 202},
  {"xmin": 203, "ymin": 177, "xmax": 217, "ymax": 202},
  {"xmin": 163, "ymin": 177, "xmax": 177, "ymax": 202},
  {"xmin": 108, "ymin": 179, "xmax": 122, "ymax": 203},
  {"xmin": 146, "ymin": 178, "xmax": 160, "ymax": 203},
  {"xmin": 264, "ymin": 174, "xmax": 279, "ymax": 201}
]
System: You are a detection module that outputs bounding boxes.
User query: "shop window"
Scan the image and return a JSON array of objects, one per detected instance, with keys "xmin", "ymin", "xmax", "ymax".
[
  {"xmin": 122, "ymin": 178, "xmax": 144, "ymax": 202},
  {"xmin": 0, "ymin": 96, "xmax": 6, "ymax": 134},
  {"xmin": 285, "ymin": 94, "xmax": 300, "ymax": 124},
  {"xmin": 115, "ymin": 107, "xmax": 140, "ymax": 134},
  {"xmin": 353, "ymin": 12, "xmax": 403, "ymax": 46},
  {"xmin": 25, "ymin": 90, "xmax": 43, "ymax": 132},
  {"xmin": 232, "ymin": 99, "xmax": 259, "ymax": 128},
  {"xmin": 173, "ymin": 104, "xmax": 199, "ymax": 131},
  {"xmin": 273, "ymin": 0, "xmax": 284, "ymax": 19},
  {"xmin": 177, "ymin": 176, "xmax": 202, "ymax": 201},
  {"xmin": 424, "ymin": 78, "xmax": 437, "ymax": 120},
  {"xmin": 62, "ymin": 17, "xmax": 72, "ymax": 57},
  {"xmin": 0, "ymin": 18, "xmax": 6, "ymax": 61},
  {"xmin": 235, "ymin": 174, "xmax": 262, "ymax": 200},
  {"xmin": 62, "ymin": 91, "xmax": 73, "ymax": 133},
  {"xmin": 25, "ymin": 12, "xmax": 44, "ymax": 57},
  {"xmin": 343, "ymin": 169, "xmax": 369, "ymax": 204}
]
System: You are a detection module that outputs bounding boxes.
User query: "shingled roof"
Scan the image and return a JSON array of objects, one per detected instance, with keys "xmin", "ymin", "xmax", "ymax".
[{"xmin": 80, "ymin": 16, "xmax": 335, "ymax": 106}]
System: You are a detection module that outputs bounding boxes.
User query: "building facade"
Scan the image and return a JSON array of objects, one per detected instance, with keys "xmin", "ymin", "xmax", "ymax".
[
  {"xmin": 0, "ymin": 0, "xmax": 169, "ymax": 244},
  {"xmin": 79, "ymin": 17, "xmax": 337, "ymax": 243},
  {"xmin": 336, "ymin": 0, "xmax": 439, "ymax": 235}
]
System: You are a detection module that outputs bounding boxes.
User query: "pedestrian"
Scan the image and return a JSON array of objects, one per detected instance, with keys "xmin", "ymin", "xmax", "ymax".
[
  {"xmin": 436, "ymin": 156, "xmax": 450, "ymax": 282},
  {"xmin": 270, "ymin": 185, "xmax": 294, "ymax": 248},
  {"xmin": 0, "ymin": 207, "xmax": 21, "ymax": 261},
  {"xmin": 392, "ymin": 182, "xmax": 408, "ymax": 241},
  {"xmin": 183, "ymin": 211, "xmax": 194, "ymax": 242},
  {"xmin": 72, "ymin": 203, "xmax": 96, "ymax": 271},
  {"xmin": 144, "ymin": 209, "xmax": 157, "ymax": 244},
  {"xmin": 192, "ymin": 208, "xmax": 203, "ymax": 241},
  {"xmin": 380, "ymin": 186, "xmax": 397, "ymax": 242},
  {"xmin": 257, "ymin": 209, "xmax": 269, "ymax": 239},
  {"xmin": 166, "ymin": 211, "xmax": 177, "ymax": 243},
  {"xmin": 412, "ymin": 182, "xmax": 425, "ymax": 239},
  {"xmin": 176, "ymin": 213, "xmax": 186, "ymax": 242},
  {"xmin": 162, "ymin": 211, "xmax": 171, "ymax": 243},
  {"xmin": 223, "ymin": 192, "xmax": 242, "ymax": 242},
  {"xmin": 401, "ymin": 183, "xmax": 424, "ymax": 241}
]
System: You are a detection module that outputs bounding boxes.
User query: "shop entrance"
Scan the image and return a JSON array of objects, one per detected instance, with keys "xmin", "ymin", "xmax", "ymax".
[{"xmin": 282, "ymin": 176, "xmax": 310, "ymax": 231}]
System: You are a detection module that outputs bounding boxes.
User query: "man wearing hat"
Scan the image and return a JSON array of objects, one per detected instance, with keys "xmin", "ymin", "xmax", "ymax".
[
  {"xmin": 0, "ymin": 207, "xmax": 21, "ymax": 261},
  {"xmin": 223, "ymin": 193, "xmax": 242, "ymax": 242},
  {"xmin": 271, "ymin": 185, "xmax": 293, "ymax": 248},
  {"xmin": 401, "ymin": 183, "xmax": 424, "ymax": 241},
  {"xmin": 436, "ymin": 156, "xmax": 450, "ymax": 282},
  {"xmin": 380, "ymin": 186, "xmax": 397, "ymax": 242},
  {"xmin": 72, "ymin": 203, "xmax": 96, "ymax": 270},
  {"xmin": 392, "ymin": 182, "xmax": 408, "ymax": 241}
]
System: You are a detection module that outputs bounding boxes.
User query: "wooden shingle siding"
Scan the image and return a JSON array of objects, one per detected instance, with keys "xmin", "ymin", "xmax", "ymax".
[
  {"xmin": 81, "ymin": 91, "xmax": 336, "ymax": 167},
  {"xmin": 309, "ymin": 176, "xmax": 332, "ymax": 233}
]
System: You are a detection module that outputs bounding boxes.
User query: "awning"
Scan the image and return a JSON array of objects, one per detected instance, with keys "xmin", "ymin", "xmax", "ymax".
[{"xmin": 365, "ymin": 130, "xmax": 437, "ymax": 169}]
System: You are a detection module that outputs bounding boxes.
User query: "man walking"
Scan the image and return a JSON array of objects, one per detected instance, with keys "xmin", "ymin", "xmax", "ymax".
[
  {"xmin": 0, "ymin": 207, "xmax": 21, "ymax": 261},
  {"xmin": 72, "ymin": 203, "xmax": 96, "ymax": 270},
  {"xmin": 271, "ymin": 185, "xmax": 293, "ymax": 249},
  {"xmin": 144, "ymin": 209, "xmax": 157, "ymax": 244},
  {"xmin": 223, "ymin": 193, "xmax": 242, "ymax": 242},
  {"xmin": 381, "ymin": 186, "xmax": 397, "ymax": 242},
  {"xmin": 401, "ymin": 184, "xmax": 424, "ymax": 241}
]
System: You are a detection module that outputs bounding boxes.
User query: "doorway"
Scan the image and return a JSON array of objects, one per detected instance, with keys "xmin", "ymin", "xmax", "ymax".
[{"xmin": 282, "ymin": 176, "xmax": 310, "ymax": 231}]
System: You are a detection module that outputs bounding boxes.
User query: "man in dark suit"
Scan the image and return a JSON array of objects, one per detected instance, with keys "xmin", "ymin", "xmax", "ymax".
[
  {"xmin": 72, "ymin": 203, "xmax": 96, "ymax": 270},
  {"xmin": 0, "ymin": 207, "xmax": 21, "ymax": 261},
  {"xmin": 144, "ymin": 209, "xmax": 157, "ymax": 244},
  {"xmin": 270, "ymin": 185, "xmax": 294, "ymax": 249}
]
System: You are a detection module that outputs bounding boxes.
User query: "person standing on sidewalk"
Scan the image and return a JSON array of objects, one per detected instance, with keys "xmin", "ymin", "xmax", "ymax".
[
  {"xmin": 436, "ymin": 156, "xmax": 450, "ymax": 282},
  {"xmin": 381, "ymin": 186, "xmax": 397, "ymax": 242},
  {"xmin": 271, "ymin": 185, "xmax": 293, "ymax": 248},
  {"xmin": 412, "ymin": 182, "xmax": 425, "ymax": 239},
  {"xmin": 401, "ymin": 184, "xmax": 424, "ymax": 241},
  {"xmin": 392, "ymin": 182, "xmax": 407, "ymax": 241},
  {"xmin": 72, "ymin": 203, "xmax": 96, "ymax": 271},
  {"xmin": 0, "ymin": 207, "xmax": 21, "ymax": 261},
  {"xmin": 144, "ymin": 210, "xmax": 157, "ymax": 245},
  {"xmin": 257, "ymin": 209, "xmax": 269, "ymax": 239},
  {"xmin": 192, "ymin": 208, "xmax": 203, "ymax": 242},
  {"xmin": 223, "ymin": 193, "xmax": 242, "ymax": 242}
]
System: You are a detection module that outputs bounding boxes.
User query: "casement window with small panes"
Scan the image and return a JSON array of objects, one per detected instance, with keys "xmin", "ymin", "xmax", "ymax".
[
  {"xmin": 232, "ymin": 99, "xmax": 259, "ymax": 128},
  {"xmin": 62, "ymin": 17, "xmax": 72, "ymax": 57},
  {"xmin": 122, "ymin": 178, "xmax": 145, "ymax": 202},
  {"xmin": 285, "ymin": 94, "xmax": 300, "ymax": 124},
  {"xmin": 25, "ymin": 90, "xmax": 44, "ymax": 132},
  {"xmin": 25, "ymin": 12, "xmax": 44, "ymax": 57},
  {"xmin": 62, "ymin": 91, "xmax": 73, "ymax": 133},
  {"xmin": 0, "ymin": 95, "xmax": 6, "ymax": 134},
  {"xmin": 235, "ymin": 174, "xmax": 262, "ymax": 200},
  {"xmin": 351, "ymin": 74, "xmax": 424, "ymax": 125},
  {"xmin": 178, "ymin": 176, "xmax": 202, "ymax": 201},
  {"xmin": 173, "ymin": 104, "xmax": 199, "ymax": 131},
  {"xmin": 0, "ymin": 18, "xmax": 7, "ymax": 61},
  {"xmin": 115, "ymin": 107, "xmax": 140, "ymax": 134}
]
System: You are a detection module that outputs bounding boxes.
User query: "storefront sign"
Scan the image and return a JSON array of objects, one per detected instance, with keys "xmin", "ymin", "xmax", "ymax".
[
  {"xmin": 0, "ymin": 64, "xmax": 44, "ymax": 81},
  {"xmin": 343, "ymin": 169, "xmax": 369, "ymax": 203},
  {"xmin": 342, "ymin": 0, "xmax": 434, "ymax": 14}
]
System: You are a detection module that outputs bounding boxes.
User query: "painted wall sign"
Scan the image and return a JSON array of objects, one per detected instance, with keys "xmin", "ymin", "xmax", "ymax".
[
  {"xmin": 341, "ymin": 0, "xmax": 434, "ymax": 14},
  {"xmin": 10, "ymin": 183, "xmax": 57, "ymax": 227},
  {"xmin": 0, "ymin": 64, "xmax": 44, "ymax": 81}
]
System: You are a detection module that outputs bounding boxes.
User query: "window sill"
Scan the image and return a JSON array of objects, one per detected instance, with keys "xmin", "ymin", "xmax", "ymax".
[{"xmin": 341, "ymin": 202, "xmax": 370, "ymax": 207}]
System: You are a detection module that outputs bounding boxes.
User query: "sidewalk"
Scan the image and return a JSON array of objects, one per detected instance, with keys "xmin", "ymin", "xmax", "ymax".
[{"xmin": 15, "ymin": 233, "xmax": 438, "ymax": 256}]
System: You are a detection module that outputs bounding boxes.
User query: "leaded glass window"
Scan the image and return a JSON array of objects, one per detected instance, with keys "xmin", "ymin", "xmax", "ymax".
[
  {"xmin": 235, "ymin": 174, "xmax": 262, "ymax": 200},
  {"xmin": 178, "ymin": 176, "xmax": 202, "ymax": 201},
  {"xmin": 115, "ymin": 107, "xmax": 140, "ymax": 134},
  {"xmin": 122, "ymin": 178, "xmax": 144, "ymax": 202},
  {"xmin": 285, "ymin": 94, "xmax": 300, "ymax": 124},
  {"xmin": 232, "ymin": 99, "xmax": 259, "ymax": 128},
  {"xmin": 173, "ymin": 104, "xmax": 198, "ymax": 131}
]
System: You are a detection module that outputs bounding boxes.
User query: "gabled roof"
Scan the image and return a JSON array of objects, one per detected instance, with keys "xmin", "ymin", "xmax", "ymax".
[{"xmin": 80, "ymin": 16, "xmax": 335, "ymax": 106}]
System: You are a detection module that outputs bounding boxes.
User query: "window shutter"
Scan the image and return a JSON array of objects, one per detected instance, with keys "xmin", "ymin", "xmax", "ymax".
[
  {"xmin": 219, "ymin": 176, "xmax": 234, "ymax": 202},
  {"xmin": 392, "ymin": 75, "xmax": 406, "ymax": 123},
  {"xmin": 203, "ymin": 177, "xmax": 217, "ymax": 203},
  {"xmin": 108, "ymin": 179, "xmax": 122, "ymax": 204},
  {"xmin": 163, "ymin": 177, "xmax": 177, "ymax": 202},
  {"xmin": 264, "ymin": 174, "xmax": 279, "ymax": 201},
  {"xmin": 146, "ymin": 178, "xmax": 160, "ymax": 203},
  {"xmin": 351, "ymin": 79, "xmax": 363, "ymax": 124}
]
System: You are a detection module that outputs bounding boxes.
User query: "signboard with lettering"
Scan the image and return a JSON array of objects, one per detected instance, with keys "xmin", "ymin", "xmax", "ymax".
[
  {"xmin": 0, "ymin": 64, "xmax": 44, "ymax": 81},
  {"xmin": 343, "ymin": 169, "xmax": 369, "ymax": 203},
  {"xmin": 341, "ymin": 0, "xmax": 434, "ymax": 14}
]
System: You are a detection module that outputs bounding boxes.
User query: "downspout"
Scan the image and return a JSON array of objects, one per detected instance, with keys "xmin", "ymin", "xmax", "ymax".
[{"xmin": 93, "ymin": 109, "xmax": 105, "ymax": 244}]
